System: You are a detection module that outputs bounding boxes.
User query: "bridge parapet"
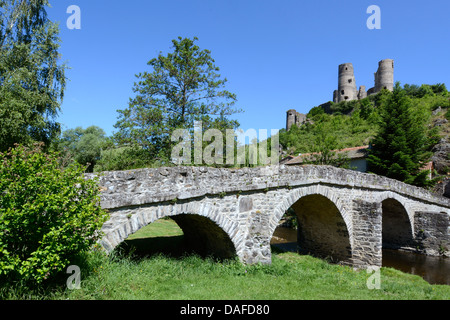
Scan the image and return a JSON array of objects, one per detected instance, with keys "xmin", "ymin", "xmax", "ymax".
[{"xmin": 86, "ymin": 165, "xmax": 450, "ymax": 210}]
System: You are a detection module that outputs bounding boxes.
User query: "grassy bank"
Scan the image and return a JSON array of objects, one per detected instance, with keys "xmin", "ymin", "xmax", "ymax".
[
  {"xmin": 2, "ymin": 249, "xmax": 448, "ymax": 300},
  {"xmin": 1, "ymin": 219, "xmax": 449, "ymax": 300}
]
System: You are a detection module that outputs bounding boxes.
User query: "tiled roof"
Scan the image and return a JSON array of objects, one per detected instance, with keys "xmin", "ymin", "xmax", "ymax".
[
  {"xmin": 284, "ymin": 146, "xmax": 434, "ymax": 172},
  {"xmin": 285, "ymin": 145, "xmax": 369, "ymax": 165}
]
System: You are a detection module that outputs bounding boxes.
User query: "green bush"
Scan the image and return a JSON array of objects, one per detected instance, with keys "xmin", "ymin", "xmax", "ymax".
[
  {"xmin": 0, "ymin": 144, "xmax": 109, "ymax": 284},
  {"xmin": 94, "ymin": 145, "xmax": 170, "ymax": 172}
]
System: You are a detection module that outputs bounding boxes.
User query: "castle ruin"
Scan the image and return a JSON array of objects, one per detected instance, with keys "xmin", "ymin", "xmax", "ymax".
[
  {"xmin": 286, "ymin": 109, "xmax": 307, "ymax": 131},
  {"xmin": 333, "ymin": 59, "xmax": 394, "ymax": 103},
  {"xmin": 286, "ymin": 59, "xmax": 394, "ymax": 130}
]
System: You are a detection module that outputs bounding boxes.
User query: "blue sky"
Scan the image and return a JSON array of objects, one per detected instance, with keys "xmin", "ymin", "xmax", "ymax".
[{"xmin": 47, "ymin": 0, "xmax": 450, "ymax": 137}]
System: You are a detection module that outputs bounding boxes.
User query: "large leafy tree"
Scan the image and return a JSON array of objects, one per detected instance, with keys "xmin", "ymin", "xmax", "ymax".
[
  {"xmin": 0, "ymin": 0, "xmax": 67, "ymax": 151},
  {"xmin": 367, "ymin": 83, "xmax": 435, "ymax": 186},
  {"xmin": 114, "ymin": 37, "xmax": 241, "ymax": 163},
  {"xmin": 53, "ymin": 126, "xmax": 110, "ymax": 172}
]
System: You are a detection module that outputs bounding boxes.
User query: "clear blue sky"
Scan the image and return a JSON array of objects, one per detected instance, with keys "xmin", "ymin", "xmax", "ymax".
[{"xmin": 47, "ymin": 0, "xmax": 450, "ymax": 137}]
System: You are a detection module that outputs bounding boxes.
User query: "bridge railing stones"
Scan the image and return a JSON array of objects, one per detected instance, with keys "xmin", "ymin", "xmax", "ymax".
[{"xmin": 86, "ymin": 165, "xmax": 450, "ymax": 210}]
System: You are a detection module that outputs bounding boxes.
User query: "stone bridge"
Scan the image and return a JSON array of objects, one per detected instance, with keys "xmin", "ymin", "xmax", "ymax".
[{"xmin": 88, "ymin": 165, "xmax": 450, "ymax": 267}]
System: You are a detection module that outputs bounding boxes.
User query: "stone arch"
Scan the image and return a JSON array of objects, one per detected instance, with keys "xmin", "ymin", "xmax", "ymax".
[
  {"xmin": 379, "ymin": 195, "xmax": 414, "ymax": 249},
  {"xmin": 378, "ymin": 191, "xmax": 415, "ymax": 248},
  {"xmin": 99, "ymin": 199, "xmax": 240, "ymax": 260},
  {"xmin": 270, "ymin": 186, "xmax": 352, "ymax": 263},
  {"xmin": 170, "ymin": 214, "xmax": 236, "ymax": 259}
]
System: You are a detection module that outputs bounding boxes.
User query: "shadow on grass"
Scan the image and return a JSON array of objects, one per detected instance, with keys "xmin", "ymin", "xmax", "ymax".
[
  {"xmin": 115, "ymin": 235, "xmax": 238, "ymax": 264},
  {"xmin": 116, "ymin": 235, "xmax": 187, "ymax": 259}
]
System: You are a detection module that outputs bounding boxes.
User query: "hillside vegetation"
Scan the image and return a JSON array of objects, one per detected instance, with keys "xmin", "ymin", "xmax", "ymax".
[{"xmin": 278, "ymin": 83, "xmax": 450, "ymax": 177}]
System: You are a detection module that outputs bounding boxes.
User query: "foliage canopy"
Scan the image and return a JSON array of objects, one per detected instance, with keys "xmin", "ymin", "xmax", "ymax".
[
  {"xmin": 367, "ymin": 84, "xmax": 439, "ymax": 186},
  {"xmin": 52, "ymin": 126, "xmax": 110, "ymax": 172},
  {"xmin": 0, "ymin": 0, "xmax": 66, "ymax": 151},
  {"xmin": 0, "ymin": 144, "xmax": 109, "ymax": 284},
  {"xmin": 113, "ymin": 36, "xmax": 241, "ymax": 164}
]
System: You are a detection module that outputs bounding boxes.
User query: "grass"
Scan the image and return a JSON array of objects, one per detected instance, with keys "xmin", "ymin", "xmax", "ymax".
[
  {"xmin": 6, "ymin": 250, "xmax": 446, "ymax": 300},
  {"xmin": 1, "ymin": 218, "xmax": 449, "ymax": 300},
  {"xmin": 126, "ymin": 217, "xmax": 183, "ymax": 239}
]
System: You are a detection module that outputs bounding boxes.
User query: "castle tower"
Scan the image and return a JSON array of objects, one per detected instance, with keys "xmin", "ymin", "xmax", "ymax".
[
  {"xmin": 286, "ymin": 109, "xmax": 297, "ymax": 131},
  {"xmin": 286, "ymin": 109, "xmax": 306, "ymax": 130},
  {"xmin": 374, "ymin": 59, "xmax": 394, "ymax": 92},
  {"xmin": 337, "ymin": 63, "xmax": 358, "ymax": 103}
]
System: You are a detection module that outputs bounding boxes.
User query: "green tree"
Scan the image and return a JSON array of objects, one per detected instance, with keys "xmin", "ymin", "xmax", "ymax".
[
  {"xmin": 0, "ymin": 144, "xmax": 108, "ymax": 284},
  {"xmin": 94, "ymin": 145, "xmax": 161, "ymax": 172},
  {"xmin": 367, "ymin": 83, "xmax": 434, "ymax": 186},
  {"xmin": 300, "ymin": 121, "xmax": 350, "ymax": 168},
  {"xmin": 279, "ymin": 112, "xmax": 375, "ymax": 160},
  {"xmin": 0, "ymin": 0, "xmax": 66, "ymax": 152},
  {"xmin": 114, "ymin": 36, "xmax": 241, "ymax": 164},
  {"xmin": 53, "ymin": 126, "xmax": 110, "ymax": 172}
]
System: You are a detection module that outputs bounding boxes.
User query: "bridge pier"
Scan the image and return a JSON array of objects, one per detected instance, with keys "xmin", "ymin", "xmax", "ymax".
[
  {"xmin": 239, "ymin": 209, "xmax": 272, "ymax": 265},
  {"xmin": 351, "ymin": 200, "xmax": 383, "ymax": 267}
]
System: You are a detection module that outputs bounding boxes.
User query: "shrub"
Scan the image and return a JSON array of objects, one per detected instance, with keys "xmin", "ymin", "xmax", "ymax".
[
  {"xmin": 0, "ymin": 144, "xmax": 109, "ymax": 284},
  {"xmin": 93, "ymin": 145, "xmax": 160, "ymax": 172}
]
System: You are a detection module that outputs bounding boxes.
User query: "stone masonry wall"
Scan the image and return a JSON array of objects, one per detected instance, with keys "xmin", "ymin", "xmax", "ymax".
[
  {"xmin": 414, "ymin": 211, "xmax": 450, "ymax": 256},
  {"xmin": 351, "ymin": 200, "xmax": 382, "ymax": 267}
]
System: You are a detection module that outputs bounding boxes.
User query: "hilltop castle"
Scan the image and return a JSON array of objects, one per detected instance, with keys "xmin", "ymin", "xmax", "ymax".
[{"xmin": 286, "ymin": 59, "xmax": 394, "ymax": 130}]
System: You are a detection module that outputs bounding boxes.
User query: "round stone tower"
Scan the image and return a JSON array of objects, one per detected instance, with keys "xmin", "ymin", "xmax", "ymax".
[
  {"xmin": 286, "ymin": 109, "xmax": 297, "ymax": 131},
  {"xmin": 374, "ymin": 59, "xmax": 394, "ymax": 92},
  {"xmin": 337, "ymin": 63, "xmax": 358, "ymax": 102}
]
